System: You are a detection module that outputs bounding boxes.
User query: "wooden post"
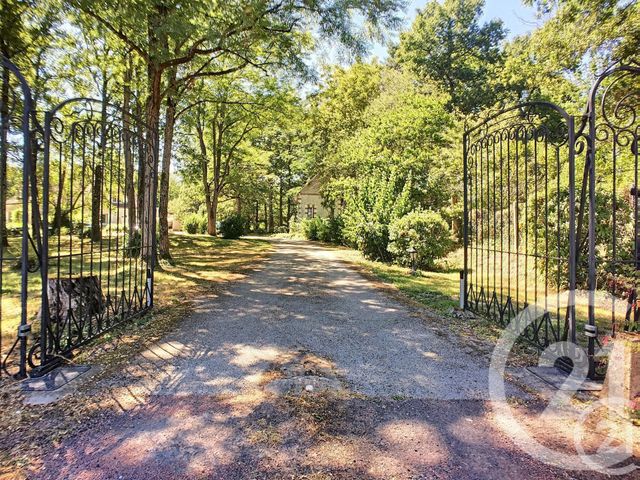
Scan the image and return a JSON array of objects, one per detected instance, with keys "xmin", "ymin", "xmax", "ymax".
[{"xmin": 603, "ymin": 332, "xmax": 640, "ymax": 418}]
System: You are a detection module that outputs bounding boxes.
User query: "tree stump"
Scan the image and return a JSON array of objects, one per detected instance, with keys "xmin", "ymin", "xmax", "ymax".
[
  {"xmin": 42, "ymin": 276, "xmax": 105, "ymax": 323},
  {"xmin": 603, "ymin": 332, "xmax": 640, "ymax": 419}
]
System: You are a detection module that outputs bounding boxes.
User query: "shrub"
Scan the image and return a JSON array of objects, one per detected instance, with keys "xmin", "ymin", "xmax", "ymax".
[
  {"xmin": 354, "ymin": 220, "xmax": 391, "ymax": 261},
  {"xmin": 184, "ymin": 213, "xmax": 204, "ymax": 234},
  {"xmin": 317, "ymin": 218, "xmax": 331, "ymax": 242},
  {"xmin": 388, "ymin": 210, "xmax": 452, "ymax": 268},
  {"xmin": 299, "ymin": 217, "xmax": 344, "ymax": 243},
  {"xmin": 219, "ymin": 214, "xmax": 246, "ymax": 239},
  {"xmin": 288, "ymin": 219, "xmax": 303, "ymax": 236},
  {"xmin": 198, "ymin": 216, "xmax": 209, "ymax": 234},
  {"xmin": 340, "ymin": 168, "xmax": 413, "ymax": 261},
  {"xmin": 316, "ymin": 216, "xmax": 343, "ymax": 244},
  {"xmin": 124, "ymin": 229, "xmax": 142, "ymax": 257},
  {"xmin": 301, "ymin": 217, "xmax": 323, "ymax": 241}
]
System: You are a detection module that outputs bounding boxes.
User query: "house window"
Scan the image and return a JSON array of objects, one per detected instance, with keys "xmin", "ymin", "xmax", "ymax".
[{"xmin": 306, "ymin": 204, "xmax": 316, "ymax": 219}]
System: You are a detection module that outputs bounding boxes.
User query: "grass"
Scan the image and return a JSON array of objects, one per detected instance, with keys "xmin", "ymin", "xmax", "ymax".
[
  {"xmin": 0, "ymin": 232, "xmax": 272, "ymax": 373},
  {"xmin": 332, "ymin": 246, "xmax": 462, "ymax": 316},
  {"xmin": 0, "ymin": 232, "xmax": 273, "ymax": 473},
  {"xmin": 154, "ymin": 233, "xmax": 272, "ymax": 300}
]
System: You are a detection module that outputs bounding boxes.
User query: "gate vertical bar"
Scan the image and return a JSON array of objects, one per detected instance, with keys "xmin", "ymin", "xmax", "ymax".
[
  {"xmin": 567, "ymin": 115, "xmax": 578, "ymax": 346},
  {"xmin": 9, "ymin": 59, "xmax": 33, "ymax": 379},
  {"xmin": 463, "ymin": 131, "xmax": 468, "ymax": 309},
  {"xmin": 586, "ymin": 94, "xmax": 597, "ymax": 378},
  {"xmin": 40, "ymin": 111, "xmax": 52, "ymax": 370}
]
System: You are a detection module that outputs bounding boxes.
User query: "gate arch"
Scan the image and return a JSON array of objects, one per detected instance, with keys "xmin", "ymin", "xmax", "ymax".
[
  {"xmin": 463, "ymin": 61, "xmax": 640, "ymax": 378},
  {"xmin": 463, "ymin": 101, "xmax": 577, "ymax": 351}
]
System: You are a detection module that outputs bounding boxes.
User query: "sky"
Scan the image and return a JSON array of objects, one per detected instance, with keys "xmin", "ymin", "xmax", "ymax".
[{"xmin": 367, "ymin": 0, "xmax": 541, "ymax": 60}]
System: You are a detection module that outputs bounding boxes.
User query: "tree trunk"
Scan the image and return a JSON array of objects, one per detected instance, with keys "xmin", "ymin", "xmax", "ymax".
[
  {"xmin": 263, "ymin": 203, "xmax": 267, "ymax": 231},
  {"xmin": 254, "ymin": 201, "xmax": 259, "ymax": 230},
  {"xmin": 286, "ymin": 197, "xmax": 291, "ymax": 228},
  {"xmin": 136, "ymin": 98, "xmax": 146, "ymax": 229},
  {"xmin": 0, "ymin": 64, "xmax": 9, "ymax": 249},
  {"xmin": 52, "ymin": 168, "xmax": 66, "ymax": 233},
  {"xmin": 141, "ymin": 65, "xmax": 162, "ymax": 262},
  {"xmin": 278, "ymin": 178, "xmax": 283, "ymax": 227},
  {"xmin": 268, "ymin": 186, "xmax": 274, "ymax": 233},
  {"xmin": 90, "ymin": 164, "xmax": 103, "ymax": 242},
  {"xmin": 91, "ymin": 81, "xmax": 108, "ymax": 243},
  {"xmin": 207, "ymin": 188, "xmax": 218, "ymax": 236},
  {"xmin": 158, "ymin": 68, "xmax": 176, "ymax": 260},
  {"xmin": 122, "ymin": 55, "xmax": 136, "ymax": 233}
]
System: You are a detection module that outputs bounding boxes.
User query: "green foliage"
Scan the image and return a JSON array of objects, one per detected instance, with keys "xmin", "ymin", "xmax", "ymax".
[
  {"xmin": 219, "ymin": 214, "xmax": 246, "ymax": 239},
  {"xmin": 341, "ymin": 169, "xmax": 413, "ymax": 261},
  {"xmin": 524, "ymin": 0, "xmax": 639, "ymax": 66},
  {"xmin": 499, "ymin": 1, "xmax": 639, "ymax": 109},
  {"xmin": 300, "ymin": 216, "xmax": 345, "ymax": 243},
  {"xmin": 124, "ymin": 229, "xmax": 142, "ymax": 258},
  {"xmin": 322, "ymin": 216, "xmax": 344, "ymax": 244},
  {"xmin": 184, "ymin": 213, "xmax": 207, "ymax": 235},
  {"xmin": 308, "ymin": 63, "xmax": 458, "ymax": 265},
  {"xmin": 394, "ymin": 0, "xmax": 506, "ymax": 114},
  {"xmin": 526, "ymin": 186, "xmax": 635, "ymax": 290},
  {"xmin": 11, "ymin": 209, "xmax": 22, "ymax": 223},
  {"xmin": 388, "ymin": 210, "xmax": 452, "ymax": 268},
  {"xmin": 301, "ymin": 217, "xmax": 323, "ymax": 241},
  {"xmin": 169, "ymin": 179, "xmax": 204, "ymax": 223}
]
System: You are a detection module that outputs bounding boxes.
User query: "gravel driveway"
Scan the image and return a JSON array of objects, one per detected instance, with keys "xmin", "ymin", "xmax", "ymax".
[{"xmin": 35, "ymin": 238, "xmax": 636, "ymax": 479}]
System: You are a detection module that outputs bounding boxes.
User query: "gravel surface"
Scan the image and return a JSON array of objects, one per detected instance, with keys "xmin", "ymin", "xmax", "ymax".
[
  {"xmin": 121, "ymin": 238, "xmax": 516, "ymax": 400},
  {"xmin": 34, "ymin": 238, "xmax": 638, "ymax": 479}
]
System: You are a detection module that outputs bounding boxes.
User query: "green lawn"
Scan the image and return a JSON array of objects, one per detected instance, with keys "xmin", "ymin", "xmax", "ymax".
[
  {"xmin": 0, "ymin": 233, "xmax": 272, "ymax": 357},
  {"xmin": 333, "ymin": 246, "xmax": 463, "ymax": 316},
  {"xmin": 330, "ymin": 243, "xmax": 623, "ymax": 350}
]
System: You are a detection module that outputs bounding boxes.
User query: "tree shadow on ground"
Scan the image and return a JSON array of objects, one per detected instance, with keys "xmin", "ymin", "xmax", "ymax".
[{"xmin": 32, "ymin": 238, "xmax": 639, "ymax": 480}]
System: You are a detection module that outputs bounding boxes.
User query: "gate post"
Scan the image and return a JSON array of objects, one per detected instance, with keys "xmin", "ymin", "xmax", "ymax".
[
  {"xmin": 567, "ymin": 115, "xmax": 578, "ymax": 346},
  {"xmin": 586, "ymin": 90, "xmax": 598, "ymax": 379},
  {"xmin": 39, "ymin": 110, "xmax": 53, "ymax": 371},
  {"xmin": 462, "ymin": 131, "xmax": 468, "ymax": 310},
  {"xmin": 1, "ymin": 58, "xmax": 34, "ymax": 379}
]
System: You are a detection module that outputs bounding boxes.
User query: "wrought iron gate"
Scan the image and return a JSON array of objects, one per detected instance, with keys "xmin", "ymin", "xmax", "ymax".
[
  {"xmin": 0, "ymin": 57, "xmax": 157, "ymax": 378},
  {"xmin": 463, "ymin": 61, "xmax": 640, "ymax": 378},
  {"xmin": 0, "ymin": 58, "xmax": 35, "ymax": 379}
]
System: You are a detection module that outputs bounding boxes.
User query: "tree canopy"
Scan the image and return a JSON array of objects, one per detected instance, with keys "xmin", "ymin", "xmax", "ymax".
[{"xmin": 0, "ymin": 0, "xmax": 637, "ymax": 269}]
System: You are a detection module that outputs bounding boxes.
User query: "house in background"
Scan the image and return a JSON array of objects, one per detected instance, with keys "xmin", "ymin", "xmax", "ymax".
[{"xmin": 296, "ymin": 175, "xmax": 333, "ymax": 219}]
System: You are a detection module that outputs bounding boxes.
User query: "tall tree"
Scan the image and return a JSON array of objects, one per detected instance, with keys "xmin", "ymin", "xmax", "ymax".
[
  {"xmin": 189, "ymin": 74, "xmax": 292, "ymax": 235},
  {"xmin": 525, "ymin": 0, "xmax": 639, "ymax": 65},
  {"xmin": 1, "ymin": 0, "xmax": 63, "ymax": 249},
  {"xmin": 70, "ymin": 0, "xmax": 404, "ymax": 259},
  {"xmin": 393, "ymin": 0, "xmax": 505, "ymax": 115}
]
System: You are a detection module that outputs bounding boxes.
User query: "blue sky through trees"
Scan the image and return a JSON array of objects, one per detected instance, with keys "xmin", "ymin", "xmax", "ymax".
[{"xmin": 369, "ymin": 0, "xmax": 540, "ymax": 60}]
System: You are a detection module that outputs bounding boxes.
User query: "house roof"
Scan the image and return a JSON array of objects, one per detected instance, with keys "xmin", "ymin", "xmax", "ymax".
[{"xmin": 298, "ymin": 175, "xmax": 324, "ymax": 196}]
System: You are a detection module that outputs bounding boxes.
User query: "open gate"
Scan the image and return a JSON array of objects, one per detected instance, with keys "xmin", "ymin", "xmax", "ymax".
[
  {"xmin": 0, "ymin": 58, "xmax": 36, "ymax": 379},
  {"xmin": 463, "ymin": 61, "xmax": 640, "ymax": 378},
  {"xmin": 0, "ymin": 57, "xmax": 157, "ymax": 378}
]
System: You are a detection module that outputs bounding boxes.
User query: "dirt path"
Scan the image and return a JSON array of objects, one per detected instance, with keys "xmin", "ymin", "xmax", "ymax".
[{"xmin": 34, "ymin": 239, "xmax": 636, "ymax": 479}]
